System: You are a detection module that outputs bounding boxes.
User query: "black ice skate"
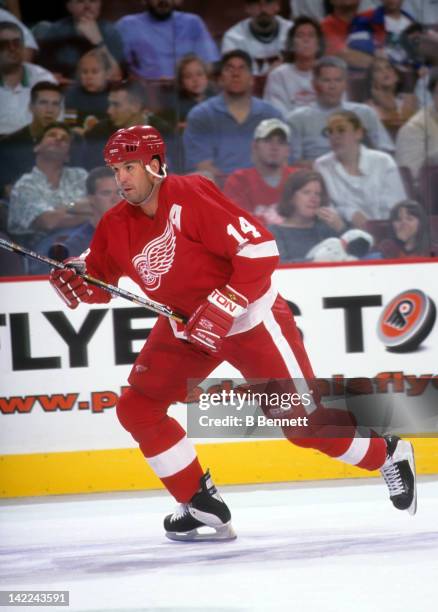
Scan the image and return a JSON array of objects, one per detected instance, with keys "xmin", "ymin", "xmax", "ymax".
[
  {"xmin": 381, "ymin": 435, "xmax": 417, "ymax": 515},
  {"xmin": 164, "ymin": 470, "xmax": 236, "ymax": 542}
]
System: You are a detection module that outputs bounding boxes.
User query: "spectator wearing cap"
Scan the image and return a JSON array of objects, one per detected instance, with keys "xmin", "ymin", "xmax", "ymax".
[
  {"xmin": 8, "ymin": 122, "xmax": 91, "ymax": 247},
  {"xmin": 183, "ymin": 50, "xmax": 282, "ymax": 179},
  {"xmin": 0, "ymin": 21, "xmax": 56, "ymax": 136},
  {"xmin": 223, "ymin": 118, "xmax": 299, "ymax": 225},
  {"xmin": 286, "ymin": 56, "xmax": 394, "ymax": 164},
  {"xmin": 116, "ymin": 0, "xmax": 219, "ymax": 79},
  {"xmin": 221, "ymin": 0, "xmax": 293, "ymax": 76}
]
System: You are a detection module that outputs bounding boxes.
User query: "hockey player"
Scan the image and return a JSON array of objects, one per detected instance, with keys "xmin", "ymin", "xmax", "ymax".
[{"xmin": 49, "ymin": 125, "xmax": 417, "ymax": 541}]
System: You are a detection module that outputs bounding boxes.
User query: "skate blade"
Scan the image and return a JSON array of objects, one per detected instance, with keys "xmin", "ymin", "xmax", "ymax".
[
  {"xmin": 397, "ymin": 440, "xmax": 418, "ymax": 516},
  {"xmin": 166, "ymin": 522, "xmax": 237, "ymax": 542},
  {"xmin": 406, "ymin": 441, "xmax": 417, "ymax": 516}
]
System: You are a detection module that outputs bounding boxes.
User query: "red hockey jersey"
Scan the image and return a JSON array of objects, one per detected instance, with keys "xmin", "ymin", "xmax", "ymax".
[{"xmin": 85, "ymin": 174, "xmax": 280, "ymax": 332}]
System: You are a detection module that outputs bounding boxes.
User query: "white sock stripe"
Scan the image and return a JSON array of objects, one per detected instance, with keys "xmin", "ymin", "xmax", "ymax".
[
  {"xmin": 334, "ymin": 433, "xmax": 370, "ymax": 465},
  {"xmin": 237, "ymin": 240, "xmax": 279, "ymax": 259},
  {"xmin": 262, "ymin": 311, "xmax": 317, "ymax": 414},
  {"xmin": 146, "ymin": 435, "xmax": 197, "ymax": 478}
]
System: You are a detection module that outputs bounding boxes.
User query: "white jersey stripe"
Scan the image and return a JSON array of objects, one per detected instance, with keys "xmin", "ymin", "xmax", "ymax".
[
  {"xmin": 334, "ymin": 432, "xmax": 370, "ymax": 465},
  {"xmin": 237, "ymin": 240, "xmax": 279, "ymax": 259},
  {"xmin": 146, "ymin": 435, "xmax": 197, "ymax": 478},
  {"xmin": 262, "ymin": 311, "xmax": 317, "ymax": 415}
]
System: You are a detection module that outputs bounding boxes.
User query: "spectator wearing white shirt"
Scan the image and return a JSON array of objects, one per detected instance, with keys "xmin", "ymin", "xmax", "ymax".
[
  {"xmin": 222, "ymin": 0, "xmax": 293, "ymax": 76},
  {"xmin": 395, "ymin": 68, "xmax": 438, "ymax": 180},
  {"xmin": 314, "ymin": 110, "xmax": 406, "ymax": 228},
  {"xmin": 0, "ymin": 21, "xmax": 56, "ymax": 135},
  {"xmin": 264, "ymin": 16, "xmax": 324, "ymax": 115}
]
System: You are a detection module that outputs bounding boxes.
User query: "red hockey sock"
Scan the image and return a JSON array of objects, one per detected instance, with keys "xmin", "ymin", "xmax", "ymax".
[{"xmin": 117, "ymin": 387, "xmax": 204, "ymax": 502}]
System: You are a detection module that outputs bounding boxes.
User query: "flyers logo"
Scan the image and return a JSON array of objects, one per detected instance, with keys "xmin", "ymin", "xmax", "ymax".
[
  {"xmin": 377, "ymin": 290, "xmax": 436, "ymax": 352},
  {"xmin": 132, "ymin": 221, "xmax": 176, "ymax": 291},
  {"xmin": 384, "ymin": 298, "xmax": 415, "ymax": 331}
]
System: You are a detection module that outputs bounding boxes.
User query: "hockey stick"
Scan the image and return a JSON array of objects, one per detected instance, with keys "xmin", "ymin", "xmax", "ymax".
[{"xmin": 0, "ymin": 237, "xmax": 186, "ymax": 324}]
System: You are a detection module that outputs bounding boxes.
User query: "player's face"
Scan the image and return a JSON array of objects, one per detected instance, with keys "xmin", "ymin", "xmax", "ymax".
[
  {"xmin": 107, "ymin": 91, "xmax": 141, "ymax": 127},
  {"xmin": 67, "ymin": 0, "xmax": 101, "ymax": 21},
  {"xmin": 314, "ymin": 67, "xmax": 346, "ymax": 107},
  {"xmin": 220, "ymin": 58, "xmax": 253, "ymax": 96},
  {"xmin": 291, "ymin": 180, "xmax": 322, "ymax": 219},
  {"xmin": 31, "ymin": 91, "xmax": 63, "ymax": 127},
  {"xmin": 292, "ymin": 23, "xmax": 320, "ymax": 60},
  {"xmin": 91, "ymin": 176, "xmax": 119, "ymax": 218},
  {"xmin": 393, "ymin": 207, "xmax": 420, "ymax": 244},
  {"xmin": 254, "ymin": 133, "xmax": 289, "ymax": 168},
  {"xmin": 110, "ymin": 160, "xmax": 153, "ymax": 204},
  {"xmin": 181, "ymin": 60, "xmax": 208, "ymax": 96},
  {"xmin": 326, "ymin": 116, "xmax": 362, "ymax": 156},
  {"xmin": 79, "ymin": 53, "xmax": 108, "ymax": 92}
]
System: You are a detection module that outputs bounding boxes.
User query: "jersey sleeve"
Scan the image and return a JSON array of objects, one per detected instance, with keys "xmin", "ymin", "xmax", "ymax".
[
  {"xmin": 83, "ymin": 215, "xmax": 124, "ymax": 303},
  {"xmin": 180, "ymin": 176, "xmax": 279, "ymax": 304}
]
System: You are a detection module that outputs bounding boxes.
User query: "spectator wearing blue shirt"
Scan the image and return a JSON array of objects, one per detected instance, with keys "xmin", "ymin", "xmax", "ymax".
[
  {"xmin": 183, "ymin": 50, "xmax": 283, "ymax": 179},
  {"xmin": 116, "ymin": 0, "xmax": 219, "ymax": 79}
]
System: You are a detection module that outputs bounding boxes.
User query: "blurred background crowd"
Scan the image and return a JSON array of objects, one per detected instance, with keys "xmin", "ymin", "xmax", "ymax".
[{"xmin": 0, "ymin": 0, "xmax": 437, "ymax": 275}]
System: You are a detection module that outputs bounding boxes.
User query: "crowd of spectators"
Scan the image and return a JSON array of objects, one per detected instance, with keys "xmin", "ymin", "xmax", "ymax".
[{"xmin": 0, "ymin": 0, "xmax": 437, "ymax": 275}]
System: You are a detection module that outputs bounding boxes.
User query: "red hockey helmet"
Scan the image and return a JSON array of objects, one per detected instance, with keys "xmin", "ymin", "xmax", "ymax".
[{"xmin": 103, "ymin": 125, "xmax": 166, "ymax": 169}]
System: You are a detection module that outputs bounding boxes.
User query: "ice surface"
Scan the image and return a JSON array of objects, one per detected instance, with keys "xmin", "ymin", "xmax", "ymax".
[{"xmin": 1, "ymin": 478, "xmax": 437, "ymax": 612}]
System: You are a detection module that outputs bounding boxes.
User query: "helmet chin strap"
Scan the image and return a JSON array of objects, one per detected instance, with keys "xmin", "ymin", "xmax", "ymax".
[
  {"xmin": 146, "ymin": 163, "xmax": 168, "ymax": 180},
  {"xmin": 120, "ymin": 163, "xmax": 168, "ymax": 207}
]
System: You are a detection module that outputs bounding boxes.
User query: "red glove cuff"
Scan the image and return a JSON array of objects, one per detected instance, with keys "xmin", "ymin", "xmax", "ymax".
[{"xmin": 185, "ymin": 285, "xmax": 248, "ymax": 354}]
